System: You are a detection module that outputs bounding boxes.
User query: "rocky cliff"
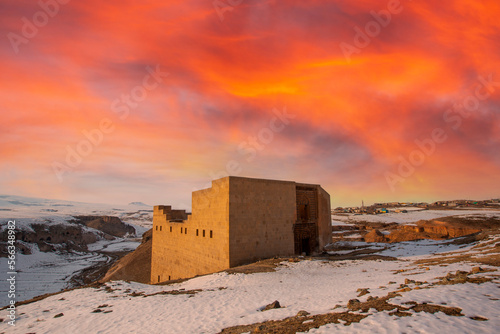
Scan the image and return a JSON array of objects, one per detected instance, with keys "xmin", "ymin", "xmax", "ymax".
[
  {"xmin": 1, "ymin": 216, "xmax": 136, "ymax": 256},
  {"xmin": 73, "ymin": 216, "xmax": 136, "ymax": 237},
  {"xmin": 362, "ymin": 219, "xmax": 482, "ymax": 243},
  {"xmin": 1, "ymin": 223, "xmax": 102, "ymax": 255}
]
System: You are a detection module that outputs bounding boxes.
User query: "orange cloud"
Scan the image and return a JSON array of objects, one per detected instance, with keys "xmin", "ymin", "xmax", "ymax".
[{"xmin": 0, "ymin": 0, "xmax": 499, "ymax": 207}]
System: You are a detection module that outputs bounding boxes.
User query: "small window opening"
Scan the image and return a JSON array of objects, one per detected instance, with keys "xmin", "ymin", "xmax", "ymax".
[
  {"xmin": 181, "ymin": 227, "xmax": 183, "ymax": 233},
  {"xmin": 185, "ymin": 228, "xmax": 187, "ymax": 234},
  {"xmin": 156, "ymin": 226, "xmax": 158, "ymax": 231},
  {"xmin": 158, "ymin": 275, "xmax": 160, "ymax": 282},
  {"xmin": 203, "ymin": 230, "xmax": 206, "ymax": 237},
  {"xmin": 196, "ymin": 229, "xmax": 199, "ymax": 236},
  {"xmin": 210, "ymin": 230, "xmax": 213, "ymax": 238},
  {"xmin": 160, "ymin": 226, "xmax": 162, "ymax": 231},
  {"xmin": 170, "ymin": 226, "xmax": 172, "ymax": 232}
]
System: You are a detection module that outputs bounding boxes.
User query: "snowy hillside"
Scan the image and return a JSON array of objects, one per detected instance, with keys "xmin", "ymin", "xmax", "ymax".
[
  {"xmin": 1, "ymin": 196, "xmax": 499, "ymax": 333},
  {"xmin": 332, "ymin": 208, "xmax": 500, "ymax": 225},
  {"xmin": 1, "ymin": 233, "xmax": 498, "ymax": 333},
  {"xmin": 0, "ymin": 195, "xmax": 154, "ymax": 305},
  {"xmin": 0, "ymin": 194, "xmax": 154, "ymax": 230}
]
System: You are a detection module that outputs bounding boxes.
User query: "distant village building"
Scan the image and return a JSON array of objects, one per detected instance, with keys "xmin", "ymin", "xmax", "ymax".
[{"xmin": 151, "ymin": 176, "xmax": 331, "ymax": 283}]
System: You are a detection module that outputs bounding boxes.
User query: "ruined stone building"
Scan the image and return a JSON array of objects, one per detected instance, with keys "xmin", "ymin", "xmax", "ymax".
[{"xmin": 151, "ymin": 176, "xmax": 331, "ymax": 283}]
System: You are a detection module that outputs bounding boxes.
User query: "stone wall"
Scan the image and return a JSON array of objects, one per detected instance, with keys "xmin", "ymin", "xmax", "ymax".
[
  {"xmin": 296, "ymin": 186, "xmax": 318, "ymax": 222},
  {"xmin": 316, "ymin": 186, "xmax": 332, "ymax": 250},
  {"xmin": 293, "ymin": 184, "xmax": 331, "ymax": 254},
  {"xmin": 150, "ymin": 176, "xmax": 332, "ymax": 283},
  {"xmin": 228, "ymin": 177, "xmax": 296, "ymax": 267},
  {"xmin": 150, "ymin": 178, "xmax": 230, "ymax": 283}
]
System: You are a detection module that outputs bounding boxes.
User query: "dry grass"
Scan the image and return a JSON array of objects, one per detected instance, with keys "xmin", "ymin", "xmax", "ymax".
[
  {"xmin": 219, "ymin": 310, "xmax": 368, "ymax": 334},
  {"xmin": 219, "ymin": 291, "xmax": 465, "ymax": 334}
]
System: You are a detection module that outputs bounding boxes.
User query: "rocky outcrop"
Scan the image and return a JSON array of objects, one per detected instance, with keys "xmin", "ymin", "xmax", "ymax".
[
  {"xmin": 261, "ymin": 300, "xmax": 282, "ymax": 311},
  {"xmin": 343, "ymin": 218, "xmax": 485, "ymax": 244},
  {"xmin": 74, "ymin": 216, "xmax": 136, "ymax": 238},
  {"xmin": 1, "ymin": 215, "xmax": 135, "ymax": 256},
  {"xmin": 0, "ymin": 223, "xmax": 99, "ymax": 255},
  {"xmin": 386, "ymin": 221, "xmax": 481, "ymax": 243},
  {"xmin": 418, "ymin": 220, "xmax": 481, "ymax": 238},
  {"xmin": 363, "ymin": 230, "xmax": 387, "ymax": 243},
  {"xmin": 100, "ymin": 229, "xmax": 152, "ymax": 284}
]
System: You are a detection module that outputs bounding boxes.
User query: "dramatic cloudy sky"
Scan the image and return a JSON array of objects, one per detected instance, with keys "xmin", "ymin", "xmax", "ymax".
[{"xmin": 1, "ymin": 0, "xmax": 499, "ymax": 208}]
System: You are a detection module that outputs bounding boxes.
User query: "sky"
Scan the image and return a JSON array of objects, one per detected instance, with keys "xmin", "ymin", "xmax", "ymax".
[{"xmin": 1, "ymin": 0, "xmax": 499, "ymax": 209}]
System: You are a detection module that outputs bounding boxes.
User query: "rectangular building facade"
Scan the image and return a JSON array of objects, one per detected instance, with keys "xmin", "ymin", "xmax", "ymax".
[{"xmin": 151, "ymin": 176, "xmax": 331, "ymax": 283}]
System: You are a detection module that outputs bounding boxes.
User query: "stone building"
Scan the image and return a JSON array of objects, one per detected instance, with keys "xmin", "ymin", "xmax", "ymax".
[{"xmin": 150, "ymin": 176, "xmax": 331, "ymax": 283}]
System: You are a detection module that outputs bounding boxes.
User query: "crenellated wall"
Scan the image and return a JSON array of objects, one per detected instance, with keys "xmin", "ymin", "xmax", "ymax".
[
  {"xmin": 151, "ymin": 178, "xmax": 231, "ymax": 283},
  {"xmin": 150, "ymin": 176, "xmax": 332, "ymax": 284}
]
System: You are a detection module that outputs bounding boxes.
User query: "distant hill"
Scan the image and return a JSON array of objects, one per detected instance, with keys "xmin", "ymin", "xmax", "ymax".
[{"xmin": 128, "ymin": 202, "xmax": 149, "ymax": 206}]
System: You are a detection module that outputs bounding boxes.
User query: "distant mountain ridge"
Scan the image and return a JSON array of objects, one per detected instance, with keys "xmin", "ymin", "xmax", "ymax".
[
  {"xmin": 0, "ymin": 194, "xmax": 152, "ymax": 209},
  {"xmin": 128, "ymin": 202, "xmax": 149, "ymax": 206}
]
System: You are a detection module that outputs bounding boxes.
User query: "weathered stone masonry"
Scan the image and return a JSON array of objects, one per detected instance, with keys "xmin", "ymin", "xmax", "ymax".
[{"xmin": 151, "ymin": 176, "xmax": 331, "ymax": 283}]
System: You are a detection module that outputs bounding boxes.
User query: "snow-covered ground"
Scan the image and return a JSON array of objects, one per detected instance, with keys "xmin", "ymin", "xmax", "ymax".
[
  {"xmin": 308, "ymin": 280, "xmax": 499, "ymax": 333},
  {"xmin": 0, "ymin": 238, "xmax": 142, "ymax": 306},
  {"xmin": 0, "ymin": 244, "xmax": 111, "ymax": 305},
  {"xmin": 0, "ymin": 232, "xmax": 141, "ymax": 306},
  {"xmin": 1, "ymin": 233, "xmax": 499, "ymax": 333},
  {"xmin": 332, "ymin": 209, "xmax": 500, "ymax": 225},
  {"xmin": 0, "ymin": 195, "xmax": 149, "ymax": 305},
  {"xmin": 1, "ymin": 195, "xmax": 499, "ymax": 333},
  {"xmin": 0, "ymin": 194, "xmax": 154, "ymax": 231}
]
